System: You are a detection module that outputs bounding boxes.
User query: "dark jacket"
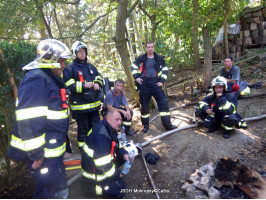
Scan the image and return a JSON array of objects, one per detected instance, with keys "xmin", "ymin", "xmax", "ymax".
[
  {"xmin": 198, "ymin": 91, "xmax": 238, "ymax": 116},
  {"xmin": 81, "ymin": 118, "xmax": 127, "ymax": 183},
  {"xmin": 131, "ymin": 52, "xmax": 168, "ymax": 84},
  {"xmin": 8, "ymin": 69, "xmax": 69, "ymax": 161},
  {"xmin": 63, "ymin": 59, "xmax": 103, "ymax": 113}
]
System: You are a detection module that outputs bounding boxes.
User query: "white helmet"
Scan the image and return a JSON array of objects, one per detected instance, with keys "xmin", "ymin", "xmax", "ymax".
[
  {"xmin": 123, "ymin": 140, "xmax": 142, "ymax": 157},
  {"xmin": 22, "ymin": 39, "xmax": 71, "ymax": 70},
  {"xmin": 71, "ymin": 41, "xmax": 87, "ymax": 57},
  {"xmin": 36, "ymin": 39, "xmax": 71, "ymax": 63},
  {"xmin": 211, "ymin": 76, "xmax": 228, "ymax": 91}
]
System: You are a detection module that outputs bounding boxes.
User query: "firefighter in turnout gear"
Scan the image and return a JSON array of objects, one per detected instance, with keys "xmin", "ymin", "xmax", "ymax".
[
  {"xmin": 195, "ymin": 76, "xmax": 247, "ymax": 139},
  {"xmin": 131, "ymin": 42, "xmax": 177, "ymax": 133},
  {"xmin": 80, "ymin": 111, "xmax": 129, "ymax": 198},
  {"xmin": 63, "ymin": 41, "xmax": 103, "ymax": 149},
  {"xmin": 7, "ymin": 39, "xmax": 71, "ymax": 198}
]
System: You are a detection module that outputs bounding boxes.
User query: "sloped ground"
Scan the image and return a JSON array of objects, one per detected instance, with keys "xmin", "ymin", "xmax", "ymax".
[
  {"xmin": 67, "ymin": 87, "xmax": 266, "ymax": 199},
  {"xmin": 2, "ymin": 60, "xmax": 265, "ymax": 199}
]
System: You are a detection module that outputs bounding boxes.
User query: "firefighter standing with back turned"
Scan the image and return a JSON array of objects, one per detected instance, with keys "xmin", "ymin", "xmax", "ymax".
[
  {"xmin": 63, "ymin": 41, "xmax": 103, "ymax": 150},
  {"xmin": 8, "ymin": 39, "xmax": 72, "ymax": 198},
  {"xmin": 131, "ymin": 42, "xmax": 177, "ymax": 133}
]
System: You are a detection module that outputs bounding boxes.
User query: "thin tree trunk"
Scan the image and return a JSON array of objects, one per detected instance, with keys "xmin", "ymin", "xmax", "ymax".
[
  {"xmin": 115, "ymin": 0, "xmax": 139, "ymax": 105},
  {"xmin": 192, "ymin": 0, "xmax": 201, "ymax": 69},
  {"xmin": 40, "ymin": 20, "xmax": 46, "ymax": 39},
  {"xmin": 129, "ymin": 13, "xmax": 137, "ymax": 58},
  {"xmin": 34, "ymin": 0, "xmax": 54, "ymax": 38},
  {"xmin": 0, "ymin": 48, "xmax": 18, "ymax": 99},
  {"xmin": 224, "ymin": 0, "xmax": 229, "ymax": 57},
  {"xmin": 53, "ymin": 5, "xmax": 63, "ymax": 40},
  {"xmin": 202, "ymin": 27, "xmax": 212, "ymax": 91}
]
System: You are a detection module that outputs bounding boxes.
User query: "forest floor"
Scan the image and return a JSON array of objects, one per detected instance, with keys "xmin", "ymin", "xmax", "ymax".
[{"xmin": 1, "ymin": 58, "xmax": 265, "ymax": 199}]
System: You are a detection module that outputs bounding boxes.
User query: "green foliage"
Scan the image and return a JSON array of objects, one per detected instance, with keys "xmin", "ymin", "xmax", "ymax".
[{"xmin": 0, "ymin": 41, "xmax": 35, "ymax": 189}]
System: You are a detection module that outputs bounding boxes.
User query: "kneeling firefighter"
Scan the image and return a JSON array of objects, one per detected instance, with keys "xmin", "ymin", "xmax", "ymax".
[
  {"xmin": 80, "ymin": 111, "xmax": 140, "ymax": 198},
  {"xmin": 8, "ymin": 39, "xmax": 72, "ymax": 198},
  {"xmin": 195, "ymin": 76, "xmax": 247, "ymax": 139}
]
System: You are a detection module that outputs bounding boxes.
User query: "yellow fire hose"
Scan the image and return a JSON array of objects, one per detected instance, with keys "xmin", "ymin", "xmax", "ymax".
[{"xmin": 65, "ymin": 166, "xmax": 81, "ymax": 171}]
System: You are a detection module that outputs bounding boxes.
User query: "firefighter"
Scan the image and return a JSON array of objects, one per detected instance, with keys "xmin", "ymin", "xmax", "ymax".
[
  {"xmin": 195, "ymin": 76, "xmax": 247, "ymax": 139},
  {"xmin": 80, "ymin": 111, "xmax": 129, "ymax": 198},
  {"xmin": 102, "ymin": 79, "xmax": 134, "ymax": 136},
  {"xmin": 131, "ymin": 42, "xmax": 177, "ymax": 133},
  {"xmin": 7, "ymin": 39, "xmax": 71, "ymax": 198},
  {"xmin": 63, "ymin": 41, "xmax": 103, "ymax": 149}
]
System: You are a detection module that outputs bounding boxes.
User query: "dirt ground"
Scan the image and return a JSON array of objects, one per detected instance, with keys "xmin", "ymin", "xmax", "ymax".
[{"xmin": 67, "ymin": 83, "xmax": 266, "ymax": 199}]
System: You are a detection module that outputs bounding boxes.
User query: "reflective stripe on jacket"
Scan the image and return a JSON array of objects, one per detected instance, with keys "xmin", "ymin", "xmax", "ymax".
[
  {"xmin": 131, "ymin": 52, "xmax": 168, "ymax": 83},
  {"xmin": 198, "ymin": 92, "xmax": 238, "ymax": 115},
  {"xmin": 8, "ymin": 69, "xmax": 69, "ymax": 161},
  {"xmin": 63, "ymin": 59, "xmax": 103, "ymax": 113},
  {"xmin": 81, "ymin": 119, "xmax": 127, "ymax": 182}
]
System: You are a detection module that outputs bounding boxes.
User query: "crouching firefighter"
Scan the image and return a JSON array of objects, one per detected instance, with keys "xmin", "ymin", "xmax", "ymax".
[
  {"xmin": 195, "ymin": 76, "xmax": 247, "ymax": 139},
  {"xmin": 80, "ymin": 111, "xmax": 132, "ymax": 198},
  {"xmin": 63, "ymin": 41, "xmax": 103, "ymax": 150},
  {"xmin": 7, "ymin": 39, "xmax": 72, "ymax": 198}
]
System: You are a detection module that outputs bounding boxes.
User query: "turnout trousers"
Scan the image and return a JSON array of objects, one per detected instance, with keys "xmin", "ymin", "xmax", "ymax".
[
  {"xmin": 195, "ymin": 108, "xmax": 239, "ymax": 131},
  {"xmin": 119, "ymin": 108, "xmax": 133, "ymax": 133},
  {"xmin": 139, "ymin": 77, "xmax": 172, "ymax": 129},
  {"xmin": 72, "ymin": 110, "xmax": 100, "ymax": 149},
  {"xmin": 80, "ymin": 154, "xmax": 126, "ymax": 199},
  {"xmin": 29, "ymin": 157, "xmax": 68, "ymax": 199}
]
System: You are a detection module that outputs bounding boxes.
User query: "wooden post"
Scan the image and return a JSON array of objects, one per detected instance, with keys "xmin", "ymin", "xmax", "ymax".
[{"xmin": 202, "ymin": 27, "xmax": 212, "ymax": 92}]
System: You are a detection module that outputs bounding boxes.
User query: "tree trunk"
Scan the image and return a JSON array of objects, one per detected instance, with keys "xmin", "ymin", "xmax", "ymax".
[
  {"xmin": 192, "ymin": 0, "xmax": 201, "ymax": 69},
  {"xmin": 224, "ymin": 0, "xmax": 229, "ymax": 57},
  {"xmin": 202, "ymin": 27, "xmax": 212, "ymax": 91},
  {"xmin": 128, "ymin": 14, "xmax": 137, "ymax": 58},
  {"xmin": 40, "ymin": 20, "xmax": 46, "ymax": 39},
  {"xmin": 0, "ymin": 48, "xmax": 18, "ymax": 99},
  {"xmin": 115, "ymin": 0, "xmax": 139, "ymax": 105}
]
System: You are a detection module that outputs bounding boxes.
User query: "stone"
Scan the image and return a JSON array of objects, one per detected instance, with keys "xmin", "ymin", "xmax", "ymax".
[
  {"xmin": 186, "ymin": 185, "xmax": 205, "ymax": 199},
  {"xmin": 208, "ymin": 187, "xmax": 220, "ymax": 199},
  {"xmin": 181, "ymin": 182, "xmax": 191, "ymax": 191},
  {"xmin": 194, "ymin": 176, "xmax": 211, "ymax": 192}
]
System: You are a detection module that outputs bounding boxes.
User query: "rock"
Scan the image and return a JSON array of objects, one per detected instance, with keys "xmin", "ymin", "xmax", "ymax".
[
  {"xmin": 208, "ymin": 187, "xmax": 220, "ymax": 199},
  {"xmin": 186, "ymin": 185, "xmax": 205, "ymax": 199},
  {"xmin": 181, "ymin": 182, "xmax": 191, "ymax": 191},
  {"xmin": 194, "ymin": 176, "xmax": 211, "ymax": 192}
]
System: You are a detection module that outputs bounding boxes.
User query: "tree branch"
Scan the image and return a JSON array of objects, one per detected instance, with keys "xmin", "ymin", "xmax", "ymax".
[
  {"xmin": 127, "ymin": 0, "xmax": 139, "ymax": 16},
  {"xmin": 53, "ymin": 5, "xmax": 63, "ymax": 39},
  {"xmin": 139, "ymin": 2, "xmax": 152, "ymax": 18},
  {"xmin": 79, "ymin": 7, "xmax": 117, "ymax": 38},
  {"xmin": 34, "ymin": 0, "xmax": 54, "ymax": 38},
  {"xmin": 52, "ymin": 0, "xmax": 81, "ymax": 5}
]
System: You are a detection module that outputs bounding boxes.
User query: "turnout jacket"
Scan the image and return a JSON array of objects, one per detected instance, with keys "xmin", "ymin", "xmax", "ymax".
[
  {"xmin": 131, "ymin": 52, "xmax": 168, "ymax": 84},
  {"xmin": 63, "ymin": 59, "xmax": 103, "ymax": 113},
  {"xmin": 81, "ymin": 118, "xmax": 127, "ymax": 182},
  {"xmin": 8, "ymin": 69, "xmax": 69, "ymax": 161},
  {"xmin": 198, "ymin": 91, "xmax": 237, "ymax": 116}
]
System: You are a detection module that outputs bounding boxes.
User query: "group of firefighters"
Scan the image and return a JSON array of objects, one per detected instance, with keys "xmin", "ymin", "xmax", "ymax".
[{"xmin": 7, "ymin": 39, "xmax": 248, "ymax": 198}]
